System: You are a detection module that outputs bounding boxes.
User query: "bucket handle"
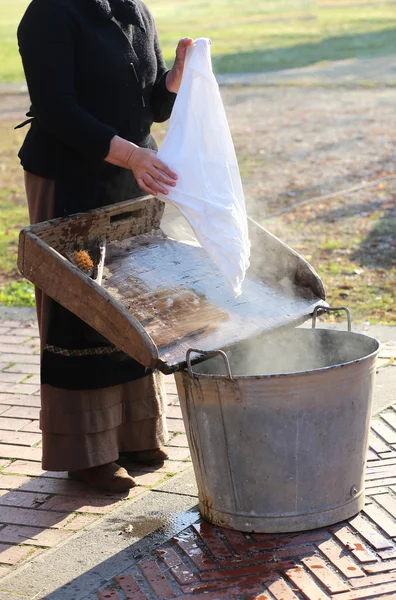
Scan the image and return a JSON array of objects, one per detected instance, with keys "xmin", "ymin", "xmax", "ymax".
[
  {"xmin": 312, "ymin": 306, "xmax": 352, "ymax": 332},
  {"xmin": 186, "ymin": 349, "xmax": 233, "ymax": 379}
]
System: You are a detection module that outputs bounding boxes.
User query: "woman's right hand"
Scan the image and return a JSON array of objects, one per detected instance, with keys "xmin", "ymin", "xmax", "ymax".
[{"xmin": 127, "ymin": 146, "xmax": 178, "ymax": 196}]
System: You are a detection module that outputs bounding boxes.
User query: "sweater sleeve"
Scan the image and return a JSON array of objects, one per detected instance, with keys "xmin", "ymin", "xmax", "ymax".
[
  {"xmin": 150, "ymin": 28, "xmax": 177, "ymax": 123},
  {"xmin": 18, "ymin": 0, "xmax": 117, "ymax": 161}
]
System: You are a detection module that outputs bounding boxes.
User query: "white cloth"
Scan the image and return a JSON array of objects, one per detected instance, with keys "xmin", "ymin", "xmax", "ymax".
[{"xmin": 158, "ymin": 38, "xmax": 250, "ymax": 296}]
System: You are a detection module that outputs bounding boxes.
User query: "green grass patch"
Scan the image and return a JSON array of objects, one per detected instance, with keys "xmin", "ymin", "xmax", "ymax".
[
  {"xmin": 0, "ymin": 280, "xmax": 35, "ymax": 306},
  {"xmin": 1, "ymin": 0, "xmax": 396, "ymax": 82}
]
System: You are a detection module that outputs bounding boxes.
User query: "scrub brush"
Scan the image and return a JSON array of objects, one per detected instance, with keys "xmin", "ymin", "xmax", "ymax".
[{"xmin": 73, "ymin": 250, "xmax": 94, "ymax": 274}]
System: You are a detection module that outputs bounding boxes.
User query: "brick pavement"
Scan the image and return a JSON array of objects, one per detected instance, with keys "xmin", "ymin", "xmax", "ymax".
[
  {"xmin": 0, "ymin": 319, "xmax": 191, "ymax": 578},
  {"xmin": 94, "ymin": 349, "xmax": 396, "ymax": 600}
]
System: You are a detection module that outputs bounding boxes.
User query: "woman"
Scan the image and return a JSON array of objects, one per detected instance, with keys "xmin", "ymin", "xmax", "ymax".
[{"xmin": 17, "ymin": 0, "xmax": 192, "ymax": 492}]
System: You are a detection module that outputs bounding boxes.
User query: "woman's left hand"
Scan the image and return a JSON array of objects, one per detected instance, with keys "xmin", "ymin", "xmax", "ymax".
[{"xmin": 166, "ymin": 38, "xmax": 194, "ymax": 94}]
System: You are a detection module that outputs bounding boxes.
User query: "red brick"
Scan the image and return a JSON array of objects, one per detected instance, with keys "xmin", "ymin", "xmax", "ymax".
[
  {"xmin": 167, "ymin": 434, "xmax": 189, "ymax": 447},
  {"xmin": 0, "ymin": 344, "xmax": 37, "ymax": 354},
  {"xmin": 226, "ymin": 544, "xmax": 319, "ymax": 569},
  {"xmin": 266, "ymin": 576, "xmax": 300, "ymax": 600},
  {"xmin": 234, "ymin": 531, "xmax": 329, "ymax": 555},
  {"xmin": 373, "ymin": 494, "xmax": 396, "ymax": 520},
  {"xmin": 366, "ymin": 487, "xmax": 390, "ymax": 496},
  {"xmin": 156, "ymin": 548, "xmax": 198, "ymax": 585},
  {"xmin": 302, "ymin": 556, "xmax": 350, "ymax": 593},
  {"xmin": 6, "ymin": 364, "xmax": 40, "ymax": 375},
  {"xmin": 334, "ymin": 581, "xmax": 396, "ymax": 600},
  {"xmin": 0, "ymin": 524, "xmax": 72, "ymax": 547},
  {"xmin": 199, "ymin": 560, "xmax": 296, "ymax": 582},
  {"xmin": 0, "ymin": 417, "xmax": 32, "ymax": 431},
  {"xmin": 0, "ymin": 444, "xmax": 41, "ymax": 462},
  {"xmin": 115, "ymin": 460, "xmax": 187, "ymax": 475},
  {"xmin": 0, "ymin": 395, "xmax": 40, "ymax": 407},
  {"xmin": 367, "ymin": 457, "xmax": 396, "ymax": 468},
  {"xmin": 367, "ymin": 450, "xmax": 379, "ymax": 462},
  {"xmin": 19, "ymin": 420, "xmax": 41, "ymax": 433},
  {"xmin": 0, "ymin": 505, "xmax": 76, "ymax": 528},
  {"xmin": 0, "ymin": 373, "xmax": 24, "ymax": 383},
  {"xmin": 0, "ymin": 335, "xmax": 33, "ymax": 345},
  {"xmin": 0, "ymin": 430, "xmax": 41, "ymax": 446},
  {"xmin": 25, "ymin": 374, "xmax": 40, "ymax": 385},
  {"xmin": 371, "ymin": 421, "xmax": 396, "ymax": 444},
  {"xmin": 331, "ymin": 525, "xmax": 379, "ymax": 563},
  {"xmin": 166, "ymin": 418, "xmax": 185, "ymax": 433},
  {"xmin": 180, "ymin": 571, "xmax": 274, "ymax": 595},
  {"xmin": 115, "ymin": 574, "xmax": 148, "ymax": 600},
  {"xmin": 0, "ymin": 354, "xmax": 39, "ymax": 364},
  {"xmin": 364, "ymin": 504, "xmax": 396, "ymax": 537},
  {"xmin": 2, "ymin": 460, "xmax": 66, "ymax": 478},
  {"xmin": 174, "ymin": 529, "xmax": 216, "ymax": 571},
  {"xmin": 97, "ymin": 589, "xmax": 121, "ymax": 600},
  {"xmin": 63, "ymin": 513, "xmax": 99, "ymax": 530},
  {"xmin": 349, "ymin": 514, "xmax": 394, "ymax": 550},
  {"xmin": 218, "ymin": 526, "xmax": 249, "ymax": 548},
  {"xmin": 63, "ymin": 512, "xmax": 98, "ymax": 531},
  {"xmin": 178, "ymin": 583, "xmax": 265, "ymax": 600},
  {"xmin": 12, "ymin": 328, "xmax": 39, "ymax": 338},
  {"xmin": 382, "ymin": 412, "xmax": 396, "ymax": 430},
  {"xmin": 131, "ymin": 471, "xmax": 167, "ymax": 487},
  {"xmin": 0, "ymin": 490, "xmax": 49, "ymax": 508},
  {"xmin": 139, "ymin": 559, "xmax": 176, "ymax": 598},
  {"xmin": 0, "ymin": 383, "xmax": 39, "ymax": 395},
  {"xmin": 0, "ymin": 473, "xmax": 142, "ymax": 500},
  {"xmin": 364, "ymin": 559, "xmax": 396, "ymax": 574},
  {"xmin": 379, "ymin": 548, "xmax": 396, "ymax": 559},
  {"xmin": 366, "ymin": 469, "xmax": 396, "ymax": 481},
  {"xmin": 166, "ymin": 406, "xmax": 183, "ymax": 419},
  {"xmin": 37, "ymin": 494, "xmax": 121, "ymax": 514},
  {"xmin": 317, "ymin": 539, "xmax": 364, "ymax": 578},
  {"xmin": 1, "ymin": 406, "xmax": 40, "ymax": 419},
  {"xmin": 0, "ymin": 543, "xmax": 34, "ymax": 565},
  {"xmin": 370, "ymin": 434, "xmax": 392, "ymax": 454},
  {"xmin": 366, "ymin": 478, "xmax": 396, "ymax": 489},
  {"xmin": 166, "ymin": 446, "xmax": 190, "ymax": 461},
  {"xmin": 193, "ymin": 522, "xmax": 233, "ymax": 558},
  {"xmin": 0, "ymin": 475, "xmax": 31, "ymax": 490},
  {"xmin": 352, "ymin": 571, "xmax": 396, "ymax": 588},
  {"xmin": 285, "ymin": 566, "xmax": 330, "ymax": 600}
]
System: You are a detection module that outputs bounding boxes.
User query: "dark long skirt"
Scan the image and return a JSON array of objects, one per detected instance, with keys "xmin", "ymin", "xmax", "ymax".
[{"xmin": 25, "ymin": 171, "xmax": 168, "ymax": 472}]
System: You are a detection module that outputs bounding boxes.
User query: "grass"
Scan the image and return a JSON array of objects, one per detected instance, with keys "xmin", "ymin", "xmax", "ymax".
[
  {"xmin": 1, "ymin": 0, "xmax": 396, "ymax": 82},
  {"xmin": 263, "ymin": 183, "xmax": 396, "ymax": 324},
  {"xmin": 0, "ymin": 118, "xmax": 34, "ymax": 305}
]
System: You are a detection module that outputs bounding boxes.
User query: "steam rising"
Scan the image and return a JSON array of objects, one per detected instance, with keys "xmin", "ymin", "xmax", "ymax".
[{"xmin": 191, "ymin": 328, "xmax": 378, "ymax": 377}]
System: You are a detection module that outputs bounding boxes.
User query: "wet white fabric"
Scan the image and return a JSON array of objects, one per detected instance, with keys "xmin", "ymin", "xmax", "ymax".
[{"xmin": 158, "ymin": 38, "xmax": 250, "ymax": 296}]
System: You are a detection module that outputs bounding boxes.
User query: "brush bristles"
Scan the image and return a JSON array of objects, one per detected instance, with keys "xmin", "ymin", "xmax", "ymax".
[{"xmin": 73, "ymin": 250, "xmax": 94, "ymax": 273}]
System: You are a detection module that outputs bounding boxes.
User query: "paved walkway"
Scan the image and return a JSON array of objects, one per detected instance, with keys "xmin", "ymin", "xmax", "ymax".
[
  {"xmin": 0, "ymin": 318, "xmax": 191, "ymax": 579},
  {"xmin": 0, "ymin": 317, "xmax": 395, "ymax": 599}
]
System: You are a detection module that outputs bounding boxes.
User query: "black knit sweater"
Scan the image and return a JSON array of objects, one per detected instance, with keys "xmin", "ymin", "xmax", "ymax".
[{"xmin": 17, "ymin": 0, "xmax": 176, "ymax": 216}]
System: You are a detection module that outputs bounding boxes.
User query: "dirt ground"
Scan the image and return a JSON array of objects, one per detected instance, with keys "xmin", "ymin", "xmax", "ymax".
[{"xmin": 1, "ymin": 83, "xmax": 395, "ymax": 321}]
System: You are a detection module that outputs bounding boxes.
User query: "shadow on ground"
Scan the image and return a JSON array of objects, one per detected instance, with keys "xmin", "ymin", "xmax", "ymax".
[{"xmin": 213, "ymin": 28, "xmax": 396, "ymax": 73}]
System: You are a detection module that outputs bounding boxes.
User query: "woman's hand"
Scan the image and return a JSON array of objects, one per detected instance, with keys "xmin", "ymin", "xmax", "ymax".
[
  {"xmin": 127, "ymin": 146, "xmax": 177, "ymax": 196},
  {"xmin": 166, "ymin": 38, "xmax": 194, "ymax": 94},
  {"xmin": 105, "ymin": 136, "xmax": 177, "ymax": 196}
]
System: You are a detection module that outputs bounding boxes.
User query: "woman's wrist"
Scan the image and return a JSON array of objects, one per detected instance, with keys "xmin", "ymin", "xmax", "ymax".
[
  {"xmin": 105, "ymin": 135, "xmax": 138, "ymax": 169},
  {"xmin": 166, "ymin": 64, "xmax": 183, "ymax": 94}
]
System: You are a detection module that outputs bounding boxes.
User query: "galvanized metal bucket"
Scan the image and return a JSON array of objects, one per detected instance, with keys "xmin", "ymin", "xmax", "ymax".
[{"xmin": 174, "ymin": 307, "xmax": 380, "ymax": 532}]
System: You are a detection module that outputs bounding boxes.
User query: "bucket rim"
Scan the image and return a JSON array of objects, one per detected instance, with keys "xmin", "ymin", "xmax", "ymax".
[{"xmin": 184, "ymin": 330, "xmax": 381, "ymax": 380}]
